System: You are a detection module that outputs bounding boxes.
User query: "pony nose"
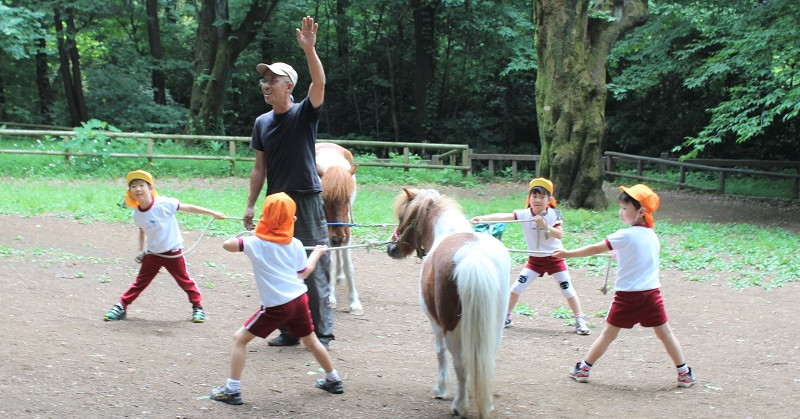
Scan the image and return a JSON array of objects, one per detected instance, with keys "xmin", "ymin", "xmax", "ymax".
[
  {"xmin": 386, "ymin": 243, "xmax": 403, "ymax": 259},
  {"xmin": 330, "ymin": 235, "xmax": 344, "ymax": 247}
]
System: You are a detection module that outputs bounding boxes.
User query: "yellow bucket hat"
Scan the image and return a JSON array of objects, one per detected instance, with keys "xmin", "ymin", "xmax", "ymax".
[
  {"xmin": 255, "ymin": 193, "xmax": 296, "ymax": 245},
  {"xmin": 620, "ymin": 184, "xmax": 660, "ymax": 228},
  {"xmin": 124, "ymin": 170, "xmax": 159, "ymax": 207},
  {"xmin": 526, "ymin": 177, "xmax": 557, "ymax": 208}
]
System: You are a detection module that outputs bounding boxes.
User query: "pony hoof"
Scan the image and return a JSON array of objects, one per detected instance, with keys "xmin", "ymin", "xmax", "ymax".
[{"xmin": 348, "ymin": 306, "xmax": 364, "ymax": 316}]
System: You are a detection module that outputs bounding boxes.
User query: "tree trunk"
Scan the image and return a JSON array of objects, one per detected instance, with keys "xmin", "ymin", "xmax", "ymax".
[
  {"xmin": 35, "ymin": 32, "xmax": 55, "ymax": 125},
  {"xmin": 411, "ymin": 0, "xmax": 440, "ymax": 140},
  {"xmin": 54, "ymin": 8, "xmax": 88, "ymax": 126},
  {"xmin": 146, "ymin": 0, "xmax": 167, "ymax": 105},
  {"xmin": 187, "ymin": 0, "xmax": 279, "ymax": 135},
  {"xmin": 534, "ymin": 0, "xmax": 648, "ymax": 209}
]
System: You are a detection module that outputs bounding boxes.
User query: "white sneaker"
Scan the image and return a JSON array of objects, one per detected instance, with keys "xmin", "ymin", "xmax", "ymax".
[
  {"xmin": 504, "ymin": 313, "xmax": 513, "ymax": 328},
  {"xmin": 575, "ymin": 316, "xmax": 590, "ymax": 335}
]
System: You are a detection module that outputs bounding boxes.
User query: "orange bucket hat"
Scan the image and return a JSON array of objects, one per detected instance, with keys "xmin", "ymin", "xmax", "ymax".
[
  {"xmin": 124, "ymin": 169, "xmax": 159, "ymax": 207},
  {"xmin": 620, "ymin": 184, "xmax": 660, "ymax": 228},
  {"xmin": 255, "ymin": 192, "xmax": 296, "ymax": 245},
  {"xmin": 526, "ymin": 177, "xmax": 557, "ymax": 208}
]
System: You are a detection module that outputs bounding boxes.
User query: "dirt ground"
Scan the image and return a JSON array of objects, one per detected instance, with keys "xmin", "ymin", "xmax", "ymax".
[{"xmin": 1, "ymin": 186, "xmax": 799, "ymax": 418}]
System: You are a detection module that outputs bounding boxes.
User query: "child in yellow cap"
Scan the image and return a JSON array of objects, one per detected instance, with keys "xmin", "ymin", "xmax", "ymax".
[
  {"xmin": 210, "ymin": 193, "xmax": 342, "ymax": 405},
  {"xmin": 103, "ymin": 170, "xmax": 226, "ymax": 323},
  {"xmin": 553, "ymin": 184, "xmax": 695, "ymax": 388},
  {"xmin": 471, "ymin": 177, "xmax": 590, "ymax": 335}
]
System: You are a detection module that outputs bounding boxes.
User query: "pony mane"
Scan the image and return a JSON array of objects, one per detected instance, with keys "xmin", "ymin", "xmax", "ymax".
[
  {"xmin": 320, "ymin": 165, "xmax": 355, "ymax": 203},
  {"xmin": 393, "ymin": 189, "xmax": 465, "ymax": 254}
]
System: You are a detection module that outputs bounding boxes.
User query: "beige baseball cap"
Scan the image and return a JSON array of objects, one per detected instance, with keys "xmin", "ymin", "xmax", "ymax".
[{"xmin": 256, "ymin": 62, "xmax": 298, "ymax": 85}]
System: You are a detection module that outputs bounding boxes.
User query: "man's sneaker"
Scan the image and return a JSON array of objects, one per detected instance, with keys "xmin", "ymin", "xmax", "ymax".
[
  {"xmin": 210, "ymin": 385, "xmax": 243, "ymax": 405},
  {"xmin": 575, "ymin": 316, "xmax": 591, "ymax": 335},
  {"xmin": 677, "ymin": 367, "xmax": 696, "ymax": 388},
  {"xmin": 104, "ymin": 303, "xmax": 126, "ymax": 321},
  {"xmin": 504, "ymin": 313, "xmax": 513, "ymax": 328},
  {"xmin": 192, "ymin": 306, "xmax": 205, "ymax": 323},
  {"xmin": 268, "ymin": 334, "xmax": 300, "ymax": 346},
  {"xmin": 315, "ymin": 378, "xmax": 344, "ymax": 394},
  {"xmin": 569, "ymin": 362, "xmax": 590, "ymax": 383}
]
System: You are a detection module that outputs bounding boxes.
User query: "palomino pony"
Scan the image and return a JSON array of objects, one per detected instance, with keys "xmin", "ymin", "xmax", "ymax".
[
  {"xmin": 315, "ymin": 143, "xmax": 363, "ymax": 315},
  {"xmin": 386, "ymin": 188, "xmax": 510, "ymax": 419}
]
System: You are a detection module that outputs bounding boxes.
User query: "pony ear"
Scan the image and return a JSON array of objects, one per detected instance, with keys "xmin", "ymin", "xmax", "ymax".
[
  {"xmin": 403, "ymin": 187, "xmax": 416, "ymax": 200},
  {"xmin": 349, "ymin": 164, "xmax": 359, "ymax": 175},
  {"xmin": 316, "ymin": 164, "xmax": 324, "ymax": 177}
]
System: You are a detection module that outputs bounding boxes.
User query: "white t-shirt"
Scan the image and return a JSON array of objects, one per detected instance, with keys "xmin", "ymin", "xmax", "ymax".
[
  {"xmin": 241, "ymin": 235, "xmax": 309, "ymax": 307},
  {"xmin": 605, "ymin": 226, "xmax": 661, "ymax": 291},
  {"xmin": 132, "ymin": 196, "xmax": 183, "ymax": 254},
  {"xmin": 513, "ymin": 207, "xmax": 564, "ymax": 255}
]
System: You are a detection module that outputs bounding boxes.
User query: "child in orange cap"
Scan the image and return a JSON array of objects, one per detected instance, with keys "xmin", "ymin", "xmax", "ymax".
[
  {"xmin": 553, "ymin": 184, "xmax": 696, "ymax": 388},
  {"xmin": 471, "ymin": 177, "xmax": 590, "ymax": 335},
  {"xmin": 103, "ymin": 170, "xmax": 226, "ymax": 323},
  {"xmin": 210, "ymin": 193, "xmax": 342, "ymax": 405}
]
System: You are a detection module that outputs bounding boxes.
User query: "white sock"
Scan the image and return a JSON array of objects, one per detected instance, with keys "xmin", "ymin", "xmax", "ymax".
[
  {"xmin": 580, "ymin": 360, "xmax": 592, "ymax": 370},
  {"xmin": 326, "ymin": 369, "xmax": 341, "ymax": 382},
  {"xmin": 226, "ymin": 378, "xmax": 241, "ymax": 393},
  {"xmin": 676, "ymin": 364, "xmax": 689, "ymax": 374}
]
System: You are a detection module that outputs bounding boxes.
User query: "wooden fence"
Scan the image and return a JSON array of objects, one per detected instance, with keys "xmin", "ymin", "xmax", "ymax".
[
  {"xmin": 605, "ymin": 151, "xmax": 800, "ymax": 199},
  {"xmin": 0, "ymin": 129, "xmax": 470, "ymax": 175}
]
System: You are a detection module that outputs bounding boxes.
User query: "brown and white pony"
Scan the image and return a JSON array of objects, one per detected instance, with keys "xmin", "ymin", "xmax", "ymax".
[
  {"xmin": 386, "ymin": 188, "xmax": 510, "ymax": 419},
  {"xmin": 315, "ymin": 143, "xmax": 363, "ymax": 315}
]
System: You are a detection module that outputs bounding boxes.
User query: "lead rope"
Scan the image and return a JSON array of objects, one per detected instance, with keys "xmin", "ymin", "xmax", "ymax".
[{"xmin": 137, "ymin": 216, "xmax": 240, "ymax": 261}]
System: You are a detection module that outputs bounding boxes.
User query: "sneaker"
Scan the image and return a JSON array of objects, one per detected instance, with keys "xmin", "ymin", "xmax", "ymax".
[
  {"xmin": 103, "ymin": 303, "xmax": 126, "ymax": 321},
  {"xmin": 192, "ymin": 306, "xmax": 205, "ymax": 323},
  {"xmin": 210, "ymin": 385, "xmax": 243, "ymax": 405},
  {"xmin": 268, "ymin": 334, "xmax": 300, "ymax": 347},
  {"xmin": 569, "ymin": 362, "xmax": 590, "ymax": 383},
  {"xmin": 504, "ymin": 313, "xmax": 513, "ymax": 328},
  {"xmin": 677, "ymin": 367, "xmax": 696, "ymax": 388},
  {"xmin": 315, "ymin": 378, "xmax": 344, "ymax": 394},
  {"xmin": 575, "ymin": 316, "xmax": 591, "ymax": 335}
]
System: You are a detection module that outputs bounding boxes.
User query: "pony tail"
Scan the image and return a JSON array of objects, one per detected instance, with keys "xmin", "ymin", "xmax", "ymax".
[{"xmin": 454, "ymin": 239, "xmax": 510, "ymax": 419}]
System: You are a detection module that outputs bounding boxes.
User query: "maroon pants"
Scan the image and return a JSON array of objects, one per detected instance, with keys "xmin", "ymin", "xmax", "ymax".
[{"xmin": 120, "ymin": 251, "xmax": 202, "ymax": 308}]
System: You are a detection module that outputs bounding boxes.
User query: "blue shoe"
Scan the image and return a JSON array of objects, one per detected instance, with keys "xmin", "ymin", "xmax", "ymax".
[
  {"xmin": 192, "ymin": 306, "xmax": 205, "ymax": 323},
  {"xmin": 104, "ymin": 303, "xmax": 126, "ymax": 321}
]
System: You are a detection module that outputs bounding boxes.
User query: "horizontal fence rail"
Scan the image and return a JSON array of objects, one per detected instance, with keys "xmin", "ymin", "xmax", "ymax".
[
  {"xmin": 605, "ymin": 151, "xmax": 800, "ymax": 200},
  {"xmin": 0, "ymin": 129, "xmax": 470, "ymax": 175}
]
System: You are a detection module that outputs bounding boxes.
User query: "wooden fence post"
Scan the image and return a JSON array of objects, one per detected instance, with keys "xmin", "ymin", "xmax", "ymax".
[
  {"xmin": 718, "ymin": 170, "xmax": 726, "ymax": 194},
  {"xmin": 403, "ymin": 147, "xmax": 409, "ymax": 172},
  {"xmin": 679, "ymin": 166, "xmax": 686, "ymax": 190},
  {"xmin": 63, "ymin": 135, "xmax": 71, "ymax": 166},
  {"xmin": 229, "ymin": 141, "xmax": 236, "ymax": 175},
  {"xmin": 147, "ymin": 139, "xmax": 154, "ymax": 170}
]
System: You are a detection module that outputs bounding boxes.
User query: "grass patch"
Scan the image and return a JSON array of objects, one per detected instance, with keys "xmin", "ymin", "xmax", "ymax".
[{"xmin": 1, "ymin": 172, "xmax": 797, "ymax": 290}]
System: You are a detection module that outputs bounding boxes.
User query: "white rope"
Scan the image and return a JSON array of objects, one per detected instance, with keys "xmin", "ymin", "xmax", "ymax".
[{"xmin": 141, "ymin": 216, "xmax": 240, "ymax": 260}]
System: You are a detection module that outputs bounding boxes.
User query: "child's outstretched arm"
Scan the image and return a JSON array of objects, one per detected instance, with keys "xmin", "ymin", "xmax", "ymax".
[
  {"xmin": 179, "ymin": 203, "xmax": 227, "ymax": 220},
  {"xmin": 299, "ymin": 245, "xmax": 329, "ymax": 279},
  {"xmin": 552, "ymin": 240, "xmax": 609, "ymax": 259},
  {"xmin": 470, "ymin": 213, "xmax": 514, "ymax": 224}
]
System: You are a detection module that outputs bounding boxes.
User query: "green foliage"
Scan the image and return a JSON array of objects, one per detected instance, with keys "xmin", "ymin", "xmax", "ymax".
[
  {"xmin": 0, "ymin": 4, "xmax": 47, "ymax": 60},
  {"xmin": 609, "ymin": 0, "xmax": 800, "ymax": 160},
  {"xmin": 512, "ymin": 302, "xmax": 536, "ymax": 316}
]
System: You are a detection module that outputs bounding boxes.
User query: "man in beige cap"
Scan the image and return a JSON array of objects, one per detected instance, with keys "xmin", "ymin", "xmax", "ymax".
[{"xmin": 243, "ymin": 16, "xmax": 334, "ymax": 349}]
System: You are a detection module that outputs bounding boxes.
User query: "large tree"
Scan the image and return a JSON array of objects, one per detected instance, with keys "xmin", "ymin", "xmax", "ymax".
[
  {"xmin": 187, "ymin": 0, "xmax": 279, "ymax": 135},
  {"xmin": 534, "ymin": 0, "xmax": 648, "ymax": 209}
]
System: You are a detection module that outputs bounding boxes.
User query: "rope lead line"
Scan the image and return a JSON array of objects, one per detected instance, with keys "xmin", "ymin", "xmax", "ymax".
[{"xmin": 144, "ymin": 216, "xmax": 241, "ymax": 259}]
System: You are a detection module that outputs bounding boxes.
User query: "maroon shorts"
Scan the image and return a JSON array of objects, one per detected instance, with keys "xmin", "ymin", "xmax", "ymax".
[
  {"xmin": 244, "ymin": 293, "xmax": 314, "ymax": 339},
  {"xmin": 606, "ymin": 289, "xmax": 668, "ymax": 329},
  {"xmin": 525, "ymin": 256, "xmax": 567, "ymax": 276}
]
